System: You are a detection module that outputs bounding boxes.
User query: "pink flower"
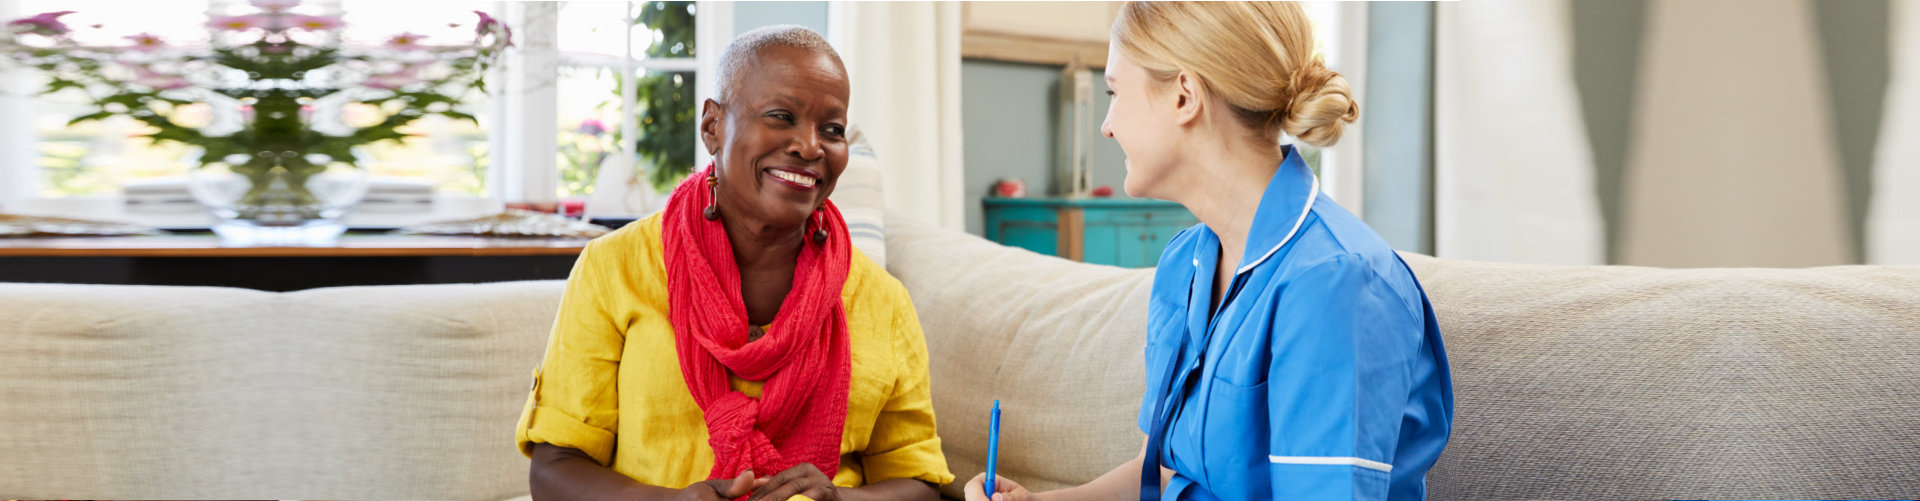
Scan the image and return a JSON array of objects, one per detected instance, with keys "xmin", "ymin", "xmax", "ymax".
[
  {"xmin": 363, "ymin": 67, "xmax": 420, "ymax": 90},
  {"xmin": 8, "ymin": 11, "xmax": 77, "ymax": 36},
  {"xmin": 473, "ymin": 10, "xmax": 512, "ymax": 48},
  {"xmin": 577, "ymin": 119, "xmax": 607, "ymax": 136},
  {"xmin": 208, "ymin": 15, "xmax": 269, "ymax": 32},
  {"xmin": 473, "ymin": 10, "xmax": 500, "ymax": 32},
  {"xmin": 132, "ymin": 66, "xmax": 190, "ymax": 90},
  {"xmin": 249, "ymin": 0, "xmax": 300, "ymax": 12},
  {"xmin": 385, "ymin": 32, "xmax": 427, "ymax": 50},
  {"xmin": 286, "ymin": 15, "xmax": 342, "ymax": 31},
  {"xmin": 124, "ymin": 32, "xmax": 165, "ymax": 51}
]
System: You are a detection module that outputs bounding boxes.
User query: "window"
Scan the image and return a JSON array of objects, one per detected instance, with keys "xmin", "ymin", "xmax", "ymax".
[
  {"xmin": 335, "ymin": 0, "xmax": 496, "ymax": 196},
  {"xmin": 553, "ymin": 1, "xmax": 697, "ymax": 201},
  {"xmin": 481, "ymin": 0, "xmax": 717, "ymax": 215},
  {"xmin": 6, "ymin": 0, "xmax": 215, "ymax": 198},
  {"xmin": 1, "ymin": 0, "xmax": 499, "ymax": 199},
  {"xmin": 0, "ymin": 0, "xmax": 716, "ymax": 221}
]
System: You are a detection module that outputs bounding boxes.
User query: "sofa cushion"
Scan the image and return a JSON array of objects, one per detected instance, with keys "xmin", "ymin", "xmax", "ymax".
[
  {"xmin": 884, "ymin": 211, "xmax": 1156, "ymax": 498},
  {"xmin": 888, "ymin": 212, "xmax": 1920, "ymax": 499},
  {"xmin": 273, "ymin": 281, "xmax": 562, "ymax": 501},
  {"xmin": 1403, "ymin": 255, "xmax": 1920, "ymax": 499},
  {"xmin": 0, "ymin": 283, "xmax": 281, "ymax": 498},
  {"xmin": 0, "ymin": 280, "xmax": 563, "ymax": 501}
]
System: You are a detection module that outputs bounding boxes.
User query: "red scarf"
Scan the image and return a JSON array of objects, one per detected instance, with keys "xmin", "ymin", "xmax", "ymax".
[{"xmin": 662, "ymin": 164, "xmax": 852, "ymax": 482}]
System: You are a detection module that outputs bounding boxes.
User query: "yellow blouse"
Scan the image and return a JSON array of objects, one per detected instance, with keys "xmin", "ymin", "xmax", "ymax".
[{"xmin": 515, "ymin": 213, "xmax": 952, "ymax": 491}]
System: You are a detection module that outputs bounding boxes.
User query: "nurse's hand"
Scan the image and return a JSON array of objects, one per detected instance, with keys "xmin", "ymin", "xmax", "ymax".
[{"xmin": 964, "ymin": 472, "xmax": 1034, "ymax": 501}]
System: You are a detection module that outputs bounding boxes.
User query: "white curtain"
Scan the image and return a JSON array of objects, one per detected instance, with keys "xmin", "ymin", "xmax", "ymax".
[
  {"xmin": 1434, "ymin": 0, "xmax": 1606, "ymax": 265},
  {"xmin": 1620, "ymin": 0, "xmax": 1853, "ymax": 268},
  {"xmin": 835, "ymin": 2, "xmax": 967, "ymax": 230},
  {"xmin": 1870, "ymin": 0, "xmax": 1920, "ymax": 265}
]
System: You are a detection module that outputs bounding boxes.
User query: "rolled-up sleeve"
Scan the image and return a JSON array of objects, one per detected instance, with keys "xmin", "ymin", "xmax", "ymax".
[
  {"xmin": 1266, "ymin": 253, "xmax": 1418, "ymax": 501},
  {"xmin": 515, "ymin": 239, "xmax": 625, "ymax": 466},
  {"xmin": 858, "ymin": 291, "xmax": 955, "ymax": 486}
]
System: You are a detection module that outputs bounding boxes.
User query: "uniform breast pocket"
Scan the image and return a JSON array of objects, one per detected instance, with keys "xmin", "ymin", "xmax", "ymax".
[
  {"xmin": 1198, "ymin": 376, "xmax": 1270, "ymax": 497},
  {"xmin": 1207, "ymin": 329, "xmax": 1271, "ymax": 387}
]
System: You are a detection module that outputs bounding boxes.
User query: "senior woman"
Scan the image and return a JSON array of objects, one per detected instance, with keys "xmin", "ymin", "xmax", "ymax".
[{"xmin": 516, "ymin": 25, "xmax": 950, "ymax": 501}]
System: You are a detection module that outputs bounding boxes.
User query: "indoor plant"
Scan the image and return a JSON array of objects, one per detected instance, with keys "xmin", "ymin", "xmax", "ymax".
[{"xmin": 1, "ymin": 1, "xmax": 511, "ymax": 242}]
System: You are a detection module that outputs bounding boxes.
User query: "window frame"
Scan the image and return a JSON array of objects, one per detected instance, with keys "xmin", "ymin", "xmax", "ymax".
[{"xmin": 491, "ymin": 0, "xmax": 718, "ymax": 212}]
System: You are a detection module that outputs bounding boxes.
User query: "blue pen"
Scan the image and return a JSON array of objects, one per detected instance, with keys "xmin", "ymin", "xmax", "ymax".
[{"xmin": 985, "ymin": 400, "xmax": 1002, "ymax": 497}]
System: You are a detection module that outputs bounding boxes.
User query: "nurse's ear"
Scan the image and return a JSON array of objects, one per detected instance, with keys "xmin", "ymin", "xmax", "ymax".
[{"xmin": 1170, "ymin": 70, "xmax": 1207, "ymax": 128}]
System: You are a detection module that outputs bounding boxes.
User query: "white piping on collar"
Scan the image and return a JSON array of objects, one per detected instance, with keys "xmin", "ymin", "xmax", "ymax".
[{"xmin": 1236, "ymin": 173, "xmax": 1319, "ymax": 275}]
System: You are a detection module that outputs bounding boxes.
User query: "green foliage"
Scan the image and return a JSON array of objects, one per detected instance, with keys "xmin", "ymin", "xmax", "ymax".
[{"xmin": 628, "ymin": 1, "xmax": 697, "ymax": 192}]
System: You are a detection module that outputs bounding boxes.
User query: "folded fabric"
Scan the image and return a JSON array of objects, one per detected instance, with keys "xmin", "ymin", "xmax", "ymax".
[
  {"xmin": 395, "ymin": 209, "xmax": 611, "ymax": 238},
  {"xmin": 0, "ymin": 213, "xmax": 162, "ymax": 237}
]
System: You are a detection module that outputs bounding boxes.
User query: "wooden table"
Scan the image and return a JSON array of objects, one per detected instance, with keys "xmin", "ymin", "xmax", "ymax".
[{"xmin": 0, "ymin": 233, "xmax": 591, "ymax": 291}]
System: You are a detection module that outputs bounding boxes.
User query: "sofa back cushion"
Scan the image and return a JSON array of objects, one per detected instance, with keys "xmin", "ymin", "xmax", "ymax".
[
  {"xmin": 884, "ymin": 213, "xmax": 1157, "ymax": 498},
  {"xmin": 886, "ymin": 213, "xmax": 1920, "ymax": 499},
  {"xmin": 1402, "ymin": 255, "xmax": 1920, "ymax": 499},
  {"xmin": 0, "ymin": 280, "xmax": 562, "ymax": 501},
  {"xmin": 274, "ymin": 281, "xmax": 562, "ymax": 500},
  {"xmin": 0, "ymin": 283, "xmax": 282, "ymax": 498}
]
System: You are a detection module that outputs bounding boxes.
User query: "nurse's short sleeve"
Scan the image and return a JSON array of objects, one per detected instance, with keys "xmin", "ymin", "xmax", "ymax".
[
  {"xmin": 514, "ymin": 239, "xmax": 624, "ymax": 466},
  {"xmin": 1264, "ymin": 253, "xmax": 1419, "ymax": 501}
]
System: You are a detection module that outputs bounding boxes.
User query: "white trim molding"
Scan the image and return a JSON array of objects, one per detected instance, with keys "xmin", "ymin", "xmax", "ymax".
[
  {"xmin": 492, "ymin": 1, "xmax": 560, "ymax": 203},
  {"xmin": 691, "ymin": 0, "xmax": 732, "ymax": 172}
]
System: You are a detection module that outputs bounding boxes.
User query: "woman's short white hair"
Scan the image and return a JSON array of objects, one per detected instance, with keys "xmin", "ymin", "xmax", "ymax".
[{"xmin": 715, "ymin": 24, "xmax": 844, "ymax": 104}]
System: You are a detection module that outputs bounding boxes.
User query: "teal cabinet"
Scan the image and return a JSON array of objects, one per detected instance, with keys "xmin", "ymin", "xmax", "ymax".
[{"xmin": 983, "ymin": 197, "xmax": 1199, "ymax": 268}]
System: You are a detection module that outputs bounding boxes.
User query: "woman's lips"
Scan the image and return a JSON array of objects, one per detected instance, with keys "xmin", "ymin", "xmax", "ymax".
[{"xmin": 764, "ymin": 167, "xmax": 819, "ymax": 191}]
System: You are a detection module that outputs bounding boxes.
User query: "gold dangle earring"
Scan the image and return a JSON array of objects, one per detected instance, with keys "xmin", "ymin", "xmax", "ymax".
[{"xmin": 703, "ymin": 170, "xmax": 720, "ymax": 221}]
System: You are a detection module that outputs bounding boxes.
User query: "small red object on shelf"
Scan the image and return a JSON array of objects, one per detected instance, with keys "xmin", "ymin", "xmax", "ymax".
[
  {"xmin": 994, "ymin": 178, "xmax": 1027, "ymax": 198},
  {"xmin": 1090, "ymin": 185, "xmax": 1114, "ymax": 198}
]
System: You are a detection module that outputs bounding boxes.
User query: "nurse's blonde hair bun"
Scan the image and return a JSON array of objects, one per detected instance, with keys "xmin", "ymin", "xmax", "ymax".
[
  {"xmin": 1113, "ymin": 1, "xmax": 1359, "ymax": 148},
  {"xmin": 1276, "ymin": 63, "xmax": 1358, "ymax": 148}
]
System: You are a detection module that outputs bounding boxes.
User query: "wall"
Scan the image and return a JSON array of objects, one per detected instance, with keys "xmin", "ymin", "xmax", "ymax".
[
  {"xmin": 958, "ymin": 60, "xmax": 1129, "ymax": 236},
  {"xmin": 1364, "ymin": 2, "xmax": 1436, "ymax": 255},
  {"xmin": 732, "ymin": 1, "xmax": 828, "ymax": 36}
]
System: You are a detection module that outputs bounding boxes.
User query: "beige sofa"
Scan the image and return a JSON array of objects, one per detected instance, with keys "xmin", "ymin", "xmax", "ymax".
[{"xmin": 2, "ymin": 213, "xmax": 1918, "ymax": 500}]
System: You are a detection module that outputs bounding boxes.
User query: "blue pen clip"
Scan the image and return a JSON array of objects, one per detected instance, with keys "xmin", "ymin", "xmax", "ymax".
[{"xmin": 985, "ymin": 399, "xmax": 1002, "ymax": 497}]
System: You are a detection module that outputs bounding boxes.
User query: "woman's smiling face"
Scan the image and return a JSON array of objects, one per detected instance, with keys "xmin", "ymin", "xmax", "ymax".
[
  {"xmin": 702, "ymin": 45, "xmax": 851, "ymax": 232},
  {"xmin": 1101, "ymin": 39, "xmax": 1183, "ymax": 200}
]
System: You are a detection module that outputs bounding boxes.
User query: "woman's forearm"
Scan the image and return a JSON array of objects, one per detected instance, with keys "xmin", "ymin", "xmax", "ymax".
[
  {"xmin": 838, "ymin": 478, "xmax": 940, "ymax": 501},
  {"xmin": 1038, "ymin": 437, "xmax": 1169, "ymax": 501},
  {"xmin": 1035, "ymin": 454, "xmax": 1150, "ymax": 501},
  {"xmin": 530, "ymin": 443, "xmax": 685, "ymax": 501}
]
